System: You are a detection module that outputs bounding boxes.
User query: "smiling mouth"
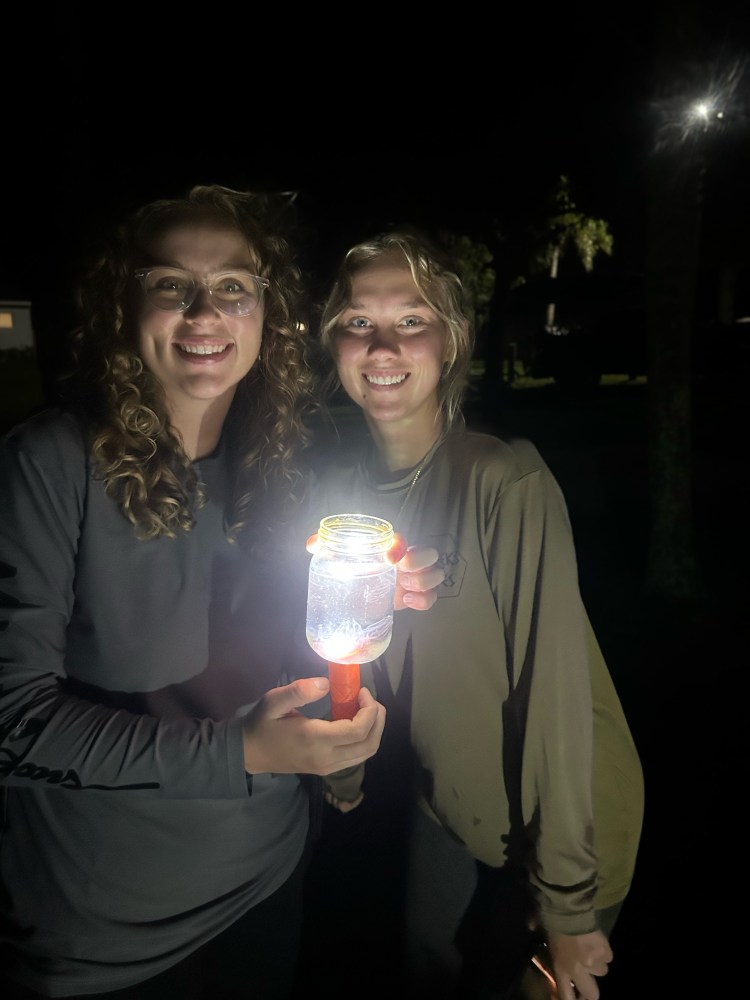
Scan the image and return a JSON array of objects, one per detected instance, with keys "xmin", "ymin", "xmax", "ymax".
[
  {"xmin": 176, "ymin": 344, "xmax": 231, "ymax": 356},
  {"xmin": 364, "ymin": 373, "xmax": 408, "ymax": 385}
]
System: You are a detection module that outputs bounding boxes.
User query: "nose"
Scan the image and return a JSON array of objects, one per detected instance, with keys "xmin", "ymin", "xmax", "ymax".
[
  {"xmin": 367, "ymin": 326, "xmax": 400, "ymax": 355},
  {"xmin": 184, "ymin": 283, "xmax": 220, "ymax": 320}
]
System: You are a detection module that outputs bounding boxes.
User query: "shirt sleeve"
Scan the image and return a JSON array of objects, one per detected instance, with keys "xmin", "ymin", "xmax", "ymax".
[
  {"xmin": 0, "ymin": 416, "xmax": 248, "ymax": 799},
  {"xmin": 489, "ymin": 464, "xmax": 599, "ymax": 935}
]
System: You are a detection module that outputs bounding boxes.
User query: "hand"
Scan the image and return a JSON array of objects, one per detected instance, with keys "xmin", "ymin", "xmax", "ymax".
[
  {"xmin": 546, "ymin": 929, "xmax": 613, "ymax": 1000},
  {"xmin": 324, "ymin": 789, "xmax": 365, "ymax": 813},
  {"xmin": 242, "ymin": 677, "xmax": 386, "ymax": 776},
  {"xmin": 306, "ymin": 532, "xmax": 444, "ymax": 612},
  {"xmin": 392, "ymin": 539, "xmax": 444, "ymax": 611}
]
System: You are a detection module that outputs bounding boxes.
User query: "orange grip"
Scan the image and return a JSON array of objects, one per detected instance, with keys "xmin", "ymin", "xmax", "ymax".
[
  {"xmin": 328, "ymin": 661, "xmax": 361, "ymax": 721},
  {"xmin": 387, "ymin": 532, "xmax": 408, "ymax": 564}
]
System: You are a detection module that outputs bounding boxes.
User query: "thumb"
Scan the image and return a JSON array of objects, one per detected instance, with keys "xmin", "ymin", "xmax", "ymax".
[
  {"xmin": 262, "ymin": 677, "xmax": 330, "ymax": 720},
  {"xmin": 295, "ymin": 675, "xmax": 330, "ymax": 704},
  {"xmin": 387, "ymin": 532, "xmax": 408, "ymax": 564},
  {"xmin": 283, "ymin": 676, "xmax": 331, "ymax": 710}
]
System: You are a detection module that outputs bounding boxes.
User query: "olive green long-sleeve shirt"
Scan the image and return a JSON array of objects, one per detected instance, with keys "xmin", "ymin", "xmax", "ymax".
[{"xmin": 309, "ymin": 429, "xmax": 644, "ymax": 936}]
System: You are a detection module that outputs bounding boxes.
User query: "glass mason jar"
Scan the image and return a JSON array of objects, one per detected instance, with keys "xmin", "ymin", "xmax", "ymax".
[{"xmin": 306, "ymin": 514, "xmax": 397, "ymax": 665}]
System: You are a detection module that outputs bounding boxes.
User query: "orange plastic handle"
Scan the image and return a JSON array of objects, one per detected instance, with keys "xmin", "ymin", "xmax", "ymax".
[{"xmin": 328, "ymin": 661, "xmax": 361, "ymax": 721}]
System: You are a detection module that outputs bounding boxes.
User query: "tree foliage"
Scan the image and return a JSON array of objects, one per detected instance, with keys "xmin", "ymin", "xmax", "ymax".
[
  {"xmin": 526, "ymin": 176, "xmax": 614, "ymax": 329},
  {"xmin": 533, "ymin": 178, "xmax": 613, "ymax": 274},
  {"xmin": 531, "ymin": 176, "xmax": 613, "ymax": 272},
  {"xmin": 439, "ymin": 231, "xmax": 496, "ymax": 336}
]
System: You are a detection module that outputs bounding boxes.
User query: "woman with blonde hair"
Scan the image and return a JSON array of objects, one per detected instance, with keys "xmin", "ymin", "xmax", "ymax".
[{"xmin": 309, "ymin": 229, "xmax": 645, "ymax": 1000}]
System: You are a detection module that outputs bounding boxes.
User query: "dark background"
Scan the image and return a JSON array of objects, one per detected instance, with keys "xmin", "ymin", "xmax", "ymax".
[
  {"xmin": 2, "ymin": 2, "xmax": 750, "ymax": 996},
  {"xmin": 4, "ymin": 3, "xmax": 748, "ymax": 289},
  {"xmin": 4, "ymin": 2, "xmax": 750, "ymax": 393}
]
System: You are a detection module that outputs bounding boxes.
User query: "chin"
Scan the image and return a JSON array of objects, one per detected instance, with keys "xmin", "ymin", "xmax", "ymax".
[{"xmin": 364, "ymin": 405, "xmax": 405, "ymax": 423}]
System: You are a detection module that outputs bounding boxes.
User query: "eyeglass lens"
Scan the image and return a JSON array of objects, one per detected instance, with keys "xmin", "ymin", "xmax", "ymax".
[{"xmin": 140, "ymin": 268, "xmax": 265, "ymax": 316}]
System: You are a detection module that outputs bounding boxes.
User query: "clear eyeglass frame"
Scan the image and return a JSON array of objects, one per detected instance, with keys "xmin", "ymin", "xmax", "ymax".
[{"xmin": 134, "ymin": 266, "xmax": 270, "ymax": 317}]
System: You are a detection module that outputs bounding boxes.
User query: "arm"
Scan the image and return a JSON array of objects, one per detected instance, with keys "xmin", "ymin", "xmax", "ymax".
[
  {"xmin": 492, "ymin": 463, "xmax": 618, "ymax": 996},
  {"xmin": 0, "ymin": 416, "xmax": 386, "ymax": 797},
  {"xmin": 491, "ymin": 464, "xmax": 599, "ymax": 934},
  {"xmin": 490, "ymin": 466, "xmax": 613, "ymax": 998},
  {"xmin": 0, "ymin": 416, "xmax": 246, "ymax": 797}
]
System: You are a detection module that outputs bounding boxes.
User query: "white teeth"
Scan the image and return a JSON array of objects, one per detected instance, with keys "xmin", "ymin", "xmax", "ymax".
[
  {"xmin": 178, "ymin": 344, "xmax": 229, "ymax": 355},
  {"xmin": 365, "ymin": 373, "xmax": 407, "ymax": 385}
]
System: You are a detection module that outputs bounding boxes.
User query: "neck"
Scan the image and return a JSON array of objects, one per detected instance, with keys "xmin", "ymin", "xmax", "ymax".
[
  {"xmin": 365, "ymin": 412, "xmax": 445, "ymax": 475},
  {"xmin": 168, "ymin": 392, "xmax": 234, "ymax": 461}
]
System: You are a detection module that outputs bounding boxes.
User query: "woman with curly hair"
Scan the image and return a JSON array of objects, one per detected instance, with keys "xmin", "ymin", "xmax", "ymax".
[{"xmin": 0, "ymin": 187, "xmax": 440, "ymax": 999}]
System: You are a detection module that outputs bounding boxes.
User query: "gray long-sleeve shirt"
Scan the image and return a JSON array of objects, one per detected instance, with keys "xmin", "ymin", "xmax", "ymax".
[{"xmin": 0, "ymin": 409, "xmax": 308, "ymax": 995}]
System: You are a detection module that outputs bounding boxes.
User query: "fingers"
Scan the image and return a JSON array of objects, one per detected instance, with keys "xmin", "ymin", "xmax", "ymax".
[
  {"xmin": 568, "ymin": 972, "xmax": 600, "ymax": 1000},
  {"xmin": 393, "ymin": 544, "xmax": 444, "ymax": 611},
  {"xmin": 395, "ymin": 567, "xmax": 445, "ymax": 611},
  {"xmin": 546, "ymin": 929, "xmax": 612, "ymax": 1000},
  {"xmin": 324, "ymin": 790, "xmax": 365, "ymax": 812},
  {"xmin": 243, "ymin": 682, "xmax": 385, "ymax": 776},
  {"xmin": 397, "ymin": 544, "xmax": 440, "ymax": 572},
  {"xmin": 309, "ymin": 687, "xmax": 386, "ymax": 774},
  {"xmin": 561, "ymin": 965, "xmax": 611, "ymax": 1000},
  {"xmin": 337, "ymin": 687, "xmax": 386, "ymax": 755},
  {"xmin": 309, "ymin": 536, "xmax": 444, "ymax": 612}
]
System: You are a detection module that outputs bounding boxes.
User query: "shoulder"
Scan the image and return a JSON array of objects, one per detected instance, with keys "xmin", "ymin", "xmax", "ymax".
[
  {"xmin": 440, "ymin": 429, "xmax": 552, "ymax": 485},
  {"xmin": 1, "ymin": 406, "xmax": 88, "ymax": 471},
  {"xmin": 307, "ymin": 437, "xmax": 364, "ymax": 492}
]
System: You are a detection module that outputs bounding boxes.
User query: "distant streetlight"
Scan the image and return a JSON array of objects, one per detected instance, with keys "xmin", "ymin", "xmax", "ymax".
[
  {"xmin": 686, "ymin": 98, "xmax": 725, "ymax": 130},
  {"xmin": 652, "ymin": 57, "xmax": 745, "ymax": 153}
]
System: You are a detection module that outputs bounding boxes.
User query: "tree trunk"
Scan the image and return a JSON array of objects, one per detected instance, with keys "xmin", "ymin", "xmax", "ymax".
[
  {"xmin": 545, "ymin": 246, "xmax": 560, "ymax": 330},
  {"xmin": 644, "ymin": 15, "xmax": 706, "ymax": 606}
]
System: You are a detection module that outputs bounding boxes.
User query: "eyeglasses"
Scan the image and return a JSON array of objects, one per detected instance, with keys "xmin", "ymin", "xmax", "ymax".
[{"xmin": 134, "ymin": 267, "xmax": 270, "ymax": 317}]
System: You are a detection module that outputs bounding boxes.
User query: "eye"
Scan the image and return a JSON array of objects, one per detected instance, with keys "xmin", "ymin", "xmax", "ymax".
[
  {"xmin": 216, "ymin": 272, "xmax": 256, "ymax": 295},
  {"xmin": 151, "ymin": 272, "xmax": 191, "ymax": 295},
  {"xmin": 343, "ymin": 316, "xmax": 372, "ymax": 333},
  {"xmin": 400, "ymin": 316, "xmax": 426, "ymax": 330}
]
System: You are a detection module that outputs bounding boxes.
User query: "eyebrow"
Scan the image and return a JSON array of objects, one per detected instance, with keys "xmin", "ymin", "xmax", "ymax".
[
  {"xmin": 346, "ymin": 297, "xmax": 430, "ymax": 310},
  {"xmin": 151, "ymin": 259, "xmax": 257, "ymax": 273}
]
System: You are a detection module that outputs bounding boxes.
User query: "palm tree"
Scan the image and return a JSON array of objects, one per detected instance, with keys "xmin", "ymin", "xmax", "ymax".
[{"xmin": 532, "ymin": 176, "xmax": 614, "ymax": 330}]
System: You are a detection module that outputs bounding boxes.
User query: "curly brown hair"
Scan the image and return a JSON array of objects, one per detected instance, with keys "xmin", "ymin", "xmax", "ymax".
[{"xmin": 61, "ymin": 184, "xmax": 316, "ymax": 547}]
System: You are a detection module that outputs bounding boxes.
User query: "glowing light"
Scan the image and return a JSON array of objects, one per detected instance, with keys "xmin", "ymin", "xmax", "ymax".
[{"xmin": 651, "ymin": 56, "xmax": 745, "ymax": 152}]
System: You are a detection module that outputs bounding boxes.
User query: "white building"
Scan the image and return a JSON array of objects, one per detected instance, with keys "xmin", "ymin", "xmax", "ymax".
[{"xmin": 0, "ymin": 301, "xmax": 34, "ymax": 350}]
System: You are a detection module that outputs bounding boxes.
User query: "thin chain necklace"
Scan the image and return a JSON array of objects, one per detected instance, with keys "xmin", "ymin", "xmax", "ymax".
[
  {"xmin": 395, "ymin": 459, "xmax": 427, "ymax": 527},
  {"xmin": 393, "ymin": 431, "xmax": 445, "ymax": 528}
]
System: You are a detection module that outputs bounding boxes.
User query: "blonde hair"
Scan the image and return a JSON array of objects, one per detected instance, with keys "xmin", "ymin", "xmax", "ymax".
[
  {"xmin": 62, "ymin": 184, "xmax": 316, "ymax": 546},
  {"xmin": 318, "ymin": 230, "xmax": 473, "ymax": 429}
]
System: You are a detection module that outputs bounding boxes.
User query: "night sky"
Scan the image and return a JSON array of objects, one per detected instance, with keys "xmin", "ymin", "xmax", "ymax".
[{"xmin": 3, "ymin": 2, "xmax": 749, "ymax": 317}]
